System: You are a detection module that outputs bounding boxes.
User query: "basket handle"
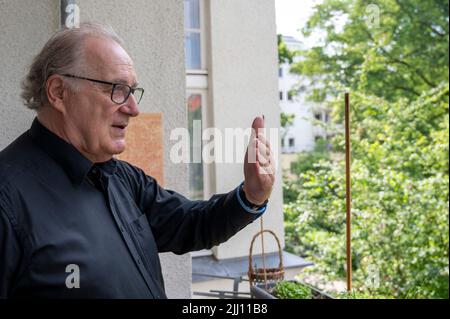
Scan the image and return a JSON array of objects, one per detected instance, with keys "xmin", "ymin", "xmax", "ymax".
[{"xmin": 248, "ymin": 229, "xmax": 284, "ymax": 270}]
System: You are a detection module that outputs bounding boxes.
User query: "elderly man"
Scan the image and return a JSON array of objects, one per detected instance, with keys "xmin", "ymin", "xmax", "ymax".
[{"xmin": 0, "ymin": 23, "xmax": 275, "ymax": 298}]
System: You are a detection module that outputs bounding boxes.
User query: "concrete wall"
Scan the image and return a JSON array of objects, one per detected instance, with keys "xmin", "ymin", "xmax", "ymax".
[
  {"xmin": 0, "ymin": 0, "xmax": 59, "ymax": 149},
  {"xmin": 209, "ymin": 0, "xmax": 284, "ymax": 259},
  {"xmin": 0, "ymin": 0, "xmax": 190, "ymax": 298}
]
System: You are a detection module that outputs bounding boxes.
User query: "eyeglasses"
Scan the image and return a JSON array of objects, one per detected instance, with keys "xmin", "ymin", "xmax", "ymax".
[{"xmin": 61, "ymin": 74, "xmax": 144, "ymax": 105}]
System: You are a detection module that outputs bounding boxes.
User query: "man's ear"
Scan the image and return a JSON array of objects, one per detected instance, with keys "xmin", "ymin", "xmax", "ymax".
[{"xmin": 46, "ymin": 74, "xmax": 68, "ymax": 114}]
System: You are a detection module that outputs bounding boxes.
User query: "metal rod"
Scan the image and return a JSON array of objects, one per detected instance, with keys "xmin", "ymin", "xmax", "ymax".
[{"xmin": 345, "ymin": 92, "xmax": 352, "ymax": 291}]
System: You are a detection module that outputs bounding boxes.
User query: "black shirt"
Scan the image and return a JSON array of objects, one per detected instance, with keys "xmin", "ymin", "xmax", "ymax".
[{"xmin": 0, "ymin": 118, "xmax": 263, "ymax": 298}]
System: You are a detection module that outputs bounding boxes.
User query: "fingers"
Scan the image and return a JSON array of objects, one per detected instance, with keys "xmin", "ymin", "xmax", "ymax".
[
  {"xmin": 256, "ymin": 132, "xmax": 274, "ymax": 175},
  {"xmin": 248, "ymin": 134, "xmax": 271, "ymax": 162},
  {"xmin": 247, "ymin": 115, "xmax": 275, "ymax": 175},
  {"xmin": 256, "ymin": 132, "xmax": 270, "ymax": 149},
  {"xmin": 256, "ymin": 140, "xmax": 271, "ymax": 165},
  {"xmin": 258, "ymin": 162, "xmax": 275, "ymax": 176}
]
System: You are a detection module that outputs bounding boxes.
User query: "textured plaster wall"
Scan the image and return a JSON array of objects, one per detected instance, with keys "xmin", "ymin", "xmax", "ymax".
[
  {"xmin": 209, "ymin": 0, "xmax": 284, "ymax": 259},
  {"xmin": 0, "ymin": 0, "xmax": 59, "ymax": 149},
  {"xmin": 0, "ymin": 0, "xmax": 191, "ymax": 298}
]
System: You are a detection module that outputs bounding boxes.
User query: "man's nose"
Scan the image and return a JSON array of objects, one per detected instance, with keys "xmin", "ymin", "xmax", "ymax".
[{"xmin": 120, "ymin": 94, "xmax": 140, "ymax": 117}]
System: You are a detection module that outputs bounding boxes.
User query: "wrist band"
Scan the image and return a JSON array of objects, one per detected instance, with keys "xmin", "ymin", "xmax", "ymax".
[{"xmin": 236, "ymin": 181, "xmax": 268, "ymax": 214}]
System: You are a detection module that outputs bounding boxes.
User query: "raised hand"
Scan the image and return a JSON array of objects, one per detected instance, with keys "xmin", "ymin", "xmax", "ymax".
[{"xmin": 243, "ymin": 115, "xmax": 275, "ymax": 205}]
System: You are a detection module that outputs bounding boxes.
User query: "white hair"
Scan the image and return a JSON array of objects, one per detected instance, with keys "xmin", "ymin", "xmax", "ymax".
[{"xmin": 21, "ymin": 22, "xmax": 124, "ymax": 111}]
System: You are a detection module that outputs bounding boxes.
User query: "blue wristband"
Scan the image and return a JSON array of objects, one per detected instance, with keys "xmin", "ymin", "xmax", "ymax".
[{"xmin": 235, "ymin": 181, "xmax": 268, "ymax": 214}]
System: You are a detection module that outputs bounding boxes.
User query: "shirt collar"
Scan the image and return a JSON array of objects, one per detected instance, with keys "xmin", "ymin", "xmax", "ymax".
[{"xmin": 29, "ymin": 117, "xmax": 117, "ymax": 185}]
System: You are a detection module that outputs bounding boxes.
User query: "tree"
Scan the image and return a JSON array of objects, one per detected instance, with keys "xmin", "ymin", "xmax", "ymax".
[
  {"xmin": 285, "ymin": 85, "xmax": 449, "ymax": 298},
  {"xmin": 291, "ymin": 0, "xmax": 449, "ymax": 103},
  {"xmin": 283, "ymin": 0, "xmax": 449, "ymax": 298},
  {"xmin": 278, "ymin": 34, "xmax": 294, "ymax": 65}
]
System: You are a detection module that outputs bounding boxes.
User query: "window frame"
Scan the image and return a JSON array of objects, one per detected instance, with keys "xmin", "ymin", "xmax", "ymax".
[
  {"xmin": 185, "ymin": 0, "xmax": 208, "ymax": 73},
  {"xmin": 185, "ymin": 0, "xmax": 215, "ymax": 258}
]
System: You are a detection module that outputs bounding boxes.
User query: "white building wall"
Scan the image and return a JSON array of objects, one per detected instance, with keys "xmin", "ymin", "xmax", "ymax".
[
  {"xmin": 209, "ymin": 0, "xmax": 284, "ymax": 259},
  {"xmin": 279, "ymin": 36, "xmax": 321, "ymax": 153}
]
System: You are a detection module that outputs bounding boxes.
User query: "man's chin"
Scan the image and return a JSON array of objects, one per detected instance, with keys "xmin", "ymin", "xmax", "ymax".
[{"xmin": 110, "ymin": 140, "xmax": 127, "ymax": 155}]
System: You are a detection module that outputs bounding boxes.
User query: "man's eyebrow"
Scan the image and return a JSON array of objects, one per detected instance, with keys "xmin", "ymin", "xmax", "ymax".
[{"xmin": 111, "ymin": 78, "xmax": 139, "ymax": 87}]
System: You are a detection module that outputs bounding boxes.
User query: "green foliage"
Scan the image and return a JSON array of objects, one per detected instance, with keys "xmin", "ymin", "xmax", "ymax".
[
  {"xmin": 338, "ymin": 289, "xmax": 392, "ymax": 299},
  {"xmin": 284, "ymin": 85, "xmax": 449, "ymax": 298},
  {"xmin": 291, "ymin": 0, "xmax": 449, "ymax": 103},
  {"xmin": 273, "ymin": 281, "xmax": 313, "ymax": 299},
  {"xmin": 290, "ymin": 138, "xmax": 331, "ymax": 176},
  {"xmin": 277, "ymin": 34, "xmax": 294, "ymax": 65},
  {"xmin": 284, "ymin": 138, "xmax": 331, "ymax": 203},
  {"xmin": 280, "ymin": 112, "xmax": 295, "ymax": 129},
  {"xmin": 283, "ymin": 0, "xmax": 448, "ymax": 299}
]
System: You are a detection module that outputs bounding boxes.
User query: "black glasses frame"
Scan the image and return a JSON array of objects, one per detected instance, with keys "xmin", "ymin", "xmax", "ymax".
[{"xmin": 61, "ymin": 74, "xmax": 144, "ymax": 105}]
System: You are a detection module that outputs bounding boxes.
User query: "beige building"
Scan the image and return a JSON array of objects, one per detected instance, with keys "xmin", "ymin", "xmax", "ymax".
[{"xmin": 0, "ymin": 0, "xmax": 308, "ymax": 298}]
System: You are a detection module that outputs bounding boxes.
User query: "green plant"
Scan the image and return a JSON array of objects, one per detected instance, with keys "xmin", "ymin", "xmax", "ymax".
[
  {"xmin": 272, "ymin": 281, "xmax": 313, "ymax": 299},
  {"xmin": 338, "ymin": 288, "xmax": 393, "ymax": 299},
  {"xmin": 290, "ymin": 138, "xmax": 331, "ymax": 176},
  {"xmin": 291, "ymin": 0, "xmax": 449, "ymax": 103},
  {"xmin": 284, "ymin": 85, "xmax": 449, "ymax": 299},
  {"xmin": 282, "ymin": 0, "xmax": 449, "ymax": 299}
]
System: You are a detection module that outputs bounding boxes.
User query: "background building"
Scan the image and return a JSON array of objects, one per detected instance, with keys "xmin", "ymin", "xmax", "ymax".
[{"xmin": 279, "ymin": 35, "xmax": 331, "ymax": 154}]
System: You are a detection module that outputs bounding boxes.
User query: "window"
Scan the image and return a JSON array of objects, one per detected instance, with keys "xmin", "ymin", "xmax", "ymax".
[
  {"xmin": 279, "ymin": 91, "xmax": 283, "ymax": 101},
  {"xmin": 278, "ymin": 67, "xmax": 283, "ymax": 77},
  {"xmin": 289, "ymin": 138, "xmax": 295, "ymax": 147},
  {"xmin": 185, "ymin": 32, "xmax": 201, "ymax": 69},
  {"xmin": 184, "ymin": 0, "xmax": 207, "ymax": 71},
  {"xmin": 187, "ymin": 93, "xmax": 204, "ymax": 200},
  {"xmin": 314, "ymin": 113, "xmax": 322, "ymax": 121},
  {"xmin": 184, "ymin": 0, "xmax": 209, "ymax": 201},
  {"xmin": 288, "ymin": 91, "xmax": 293, "ymax": 101}
]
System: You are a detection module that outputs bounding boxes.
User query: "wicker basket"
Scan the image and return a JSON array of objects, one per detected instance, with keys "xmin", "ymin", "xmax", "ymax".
[{"xmin": 248, "ymin": 229, "xmax": 285, "ymax": 287}]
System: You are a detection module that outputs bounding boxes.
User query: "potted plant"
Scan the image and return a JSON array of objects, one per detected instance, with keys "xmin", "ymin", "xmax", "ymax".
[
  {"xmin": 248, "ymin": 229, "xmax": 334, "ymax": 299},
  {"xmin": 250, "ymin": 280, "xmax": 334, "ymax": 299}
]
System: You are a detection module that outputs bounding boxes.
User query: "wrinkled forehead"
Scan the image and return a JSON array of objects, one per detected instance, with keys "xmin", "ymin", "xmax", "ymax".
[{"xmin": 83, "ymin": 36, "xmax": 137, "ymax": 85}]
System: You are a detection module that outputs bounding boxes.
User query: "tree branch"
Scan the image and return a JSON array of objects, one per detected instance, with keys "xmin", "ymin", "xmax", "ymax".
[{"xmin": 362, "ymin": 27, "xmax": 437, "ymax": 88}]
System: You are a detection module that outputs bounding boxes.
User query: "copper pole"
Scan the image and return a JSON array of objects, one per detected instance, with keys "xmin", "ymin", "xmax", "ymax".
[{"xmin": 345, "ymin": 92, "xmax": 352, "ymax": 291}]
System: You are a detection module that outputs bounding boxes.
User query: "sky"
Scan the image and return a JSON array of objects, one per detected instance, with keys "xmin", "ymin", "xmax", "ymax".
[{"xmin": 275, "ymin": 0, "xmax": 322, "ymax": 41}]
